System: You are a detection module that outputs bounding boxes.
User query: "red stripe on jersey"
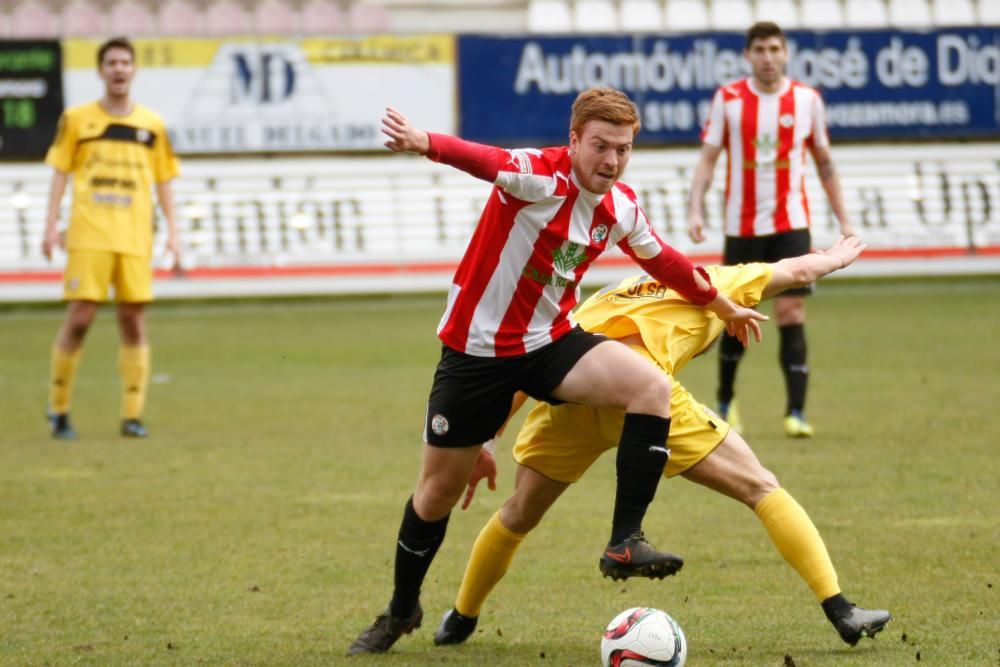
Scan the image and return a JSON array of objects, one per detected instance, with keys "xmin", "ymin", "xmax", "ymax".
[
  {"xmin": 438, "ymin": 189, "xmax": 530, "ymax": 350},
  {"xmin": 739, "ymin": 86, "xmax": 758, "ymax": 237},
  {"xmin": 492, "ymin": 185, "xmax": 579, "ymax": 356},
  {"xmin": 773, "ymin": 86, "xmax": 796, "ymax": 233}
]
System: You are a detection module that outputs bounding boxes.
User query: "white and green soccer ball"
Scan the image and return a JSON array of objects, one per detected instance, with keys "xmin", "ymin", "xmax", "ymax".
[{"xmin": 600, "ymin": 607, "xmax": 687, "ymax": 667}]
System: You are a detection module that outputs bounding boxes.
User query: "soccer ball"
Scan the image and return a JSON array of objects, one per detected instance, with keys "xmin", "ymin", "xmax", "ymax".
[{"xmin": 600, "ymin": 607, "xmax": 687, "ymax": 667}]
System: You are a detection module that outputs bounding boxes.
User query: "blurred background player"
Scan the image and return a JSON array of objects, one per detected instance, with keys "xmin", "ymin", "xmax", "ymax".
[
  {"xmin": 434, "ymin": 236, "xmax": 891, "ymax": 649},
  {"xmin": 686, "ymin": 21, "xmax": 855, "ymax": 438},
  {"xmin": 42, "ymin": 37, "xmax": 181, "ymax": 440},
  {"xmin": 348, "ymin": 89, "xmax": 767, "ymax": 656}
]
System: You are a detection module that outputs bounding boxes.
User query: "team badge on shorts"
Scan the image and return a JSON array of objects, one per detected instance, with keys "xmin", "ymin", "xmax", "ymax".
[
  {"xmin": 779, "ymin": 113, "xmax": 795, "ymax": 128},
  {"xmin": 430, "ymin": 413, "xmax": 450, "ymax": 436},
  {"xmin": 591, "ymin": 223, "xmax": 609, "ymax": 243}
]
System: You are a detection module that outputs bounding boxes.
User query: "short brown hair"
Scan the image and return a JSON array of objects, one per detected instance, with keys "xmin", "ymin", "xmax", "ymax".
[
  {"xmin": 745, "ymin": 21, "xmax": 786, "ymax": 50},
  {"xmin": 570, "ymin": 87, "xmax": 641, "ymax": 138},
  {"xmin": 97, "ymin": 37, "xmax": 135, "ymax": 67}
]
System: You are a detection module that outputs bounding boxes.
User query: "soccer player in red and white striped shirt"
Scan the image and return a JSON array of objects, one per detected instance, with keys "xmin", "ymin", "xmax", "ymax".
[
  {"xmin": 349, "ymin": 88, "xmax": 768, "ymax": 655},
  {"xmin": 687, "ymin": 22, "xmax": 855, "ymax": 439}
]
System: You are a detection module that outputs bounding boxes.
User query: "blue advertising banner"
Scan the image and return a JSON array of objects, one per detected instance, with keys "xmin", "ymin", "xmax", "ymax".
[{"xmin": 457, "ymin": 29, "xmax": 1000, "ymax": 145}]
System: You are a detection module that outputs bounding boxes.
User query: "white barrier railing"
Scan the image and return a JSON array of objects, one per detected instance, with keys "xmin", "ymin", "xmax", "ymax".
[{"xmin": 1, "ymin": 142, "xmax": 998, "ymax": 301}]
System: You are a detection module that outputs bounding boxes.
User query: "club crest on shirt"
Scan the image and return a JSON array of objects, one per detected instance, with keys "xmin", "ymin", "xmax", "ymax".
[
  {"xmin": 430, "ymin": 413, "xmax": 449, "ymax": 436},
  {"xmin": 779, "ymin": 113, "xmax": 795, "ymax": 128},
  {"xmin": 136, "ymin": 128, "xmax": 151, "ymax": 144},
  {"xmin": 591, "ymin": 224, "xmax": 609, "ymax": 243}
]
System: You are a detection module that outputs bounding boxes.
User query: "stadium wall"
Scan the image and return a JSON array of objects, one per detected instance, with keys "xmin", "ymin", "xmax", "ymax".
[
  {"xmin": 0, "ymin": 28, "xmax": 997, "ymax": 301},
  {"xmin": 1, "ymin": 143, "xmax": 998, "ymax": 302}
]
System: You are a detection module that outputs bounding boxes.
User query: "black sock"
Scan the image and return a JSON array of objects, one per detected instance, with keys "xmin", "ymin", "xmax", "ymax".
[
  {"xmin": 611, "ymin": 413, "xmax": 671, "ymax": 545},
  {"xmin": 389, "ymin": 496, "xmax": 449, "ymax": 619},
  {"xmin": 779, "ymin": 324, "xmax": 808, "ymax": 415},
  {"xmin": 718, "ymin": 332, "xmax": 744, "ymax": 405},
  {"xmin": 821, "ymin": 593, "xmax": 853, "ymax": 621}
]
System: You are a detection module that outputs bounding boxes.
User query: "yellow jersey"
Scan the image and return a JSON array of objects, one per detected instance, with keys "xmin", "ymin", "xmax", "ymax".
[
  {"xmin": 575, "ymin": 263, "xmax": 774, "ymax": 375},
  {"xmin": 45, "ymin": 101, "xmax": 180, "ymax": 258}
]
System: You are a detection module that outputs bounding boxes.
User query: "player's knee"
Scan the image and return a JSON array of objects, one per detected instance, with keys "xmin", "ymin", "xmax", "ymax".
[
  {"xmin": 414, "ymin": 479, "xmax": 465, "ymax": 519},
  {"xmin": 628, "ymin": 371, "xmax": 671, "ymax": 415},
  {"xmin": 746, "ymin": 470, "xmax": 780, "ymax": 507},
  {"xmin": 499, "ymin": 500, "xmax": 542, "ymax": 534},
  {"xmin": 774, "ymin": 300, "xmax": 805, "ymax": 326},
  {"xmin": 65, "ymin": 319, "xmax": 92, "ymax": 343}
]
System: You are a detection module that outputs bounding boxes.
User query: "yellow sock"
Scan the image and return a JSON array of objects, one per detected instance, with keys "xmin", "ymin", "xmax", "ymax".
[
  {"xmin": 755, "ymin": 488, "xmax": 840, "ymax": 601},
  {"xmin": 49, "ymin": 346, "xmax": 83, "ymax": 414},
  {"xmin": 454, "ymin": 511, "xmax": 527, "ymax": 618},
  {"xmin": 118, "ymin": 345, "xmax": 150, "ymax": 420}
]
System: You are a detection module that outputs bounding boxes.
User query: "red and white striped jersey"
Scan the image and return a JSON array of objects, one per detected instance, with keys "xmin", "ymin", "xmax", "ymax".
[
  {"xmin": 431, "ymin": 142, "xmax": 714, "ymax": 357},
  {"xmin": 702, "ymin": 78, "xmax": 830, "ymax": 238}
]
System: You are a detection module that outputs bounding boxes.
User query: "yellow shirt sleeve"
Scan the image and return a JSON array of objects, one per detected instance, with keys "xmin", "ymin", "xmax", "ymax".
[
  {"xmin": 152, "ymin": 121, "xmax": 180, "ymax": 183},
  {"xmin": 44, "ymin": 111, "xmax": 79, "ymax": 173}
]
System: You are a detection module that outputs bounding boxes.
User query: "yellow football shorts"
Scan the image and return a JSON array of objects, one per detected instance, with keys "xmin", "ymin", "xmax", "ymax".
[
  {"xmin": 513, "ymin": 345, "xmax": 729, "ymax": 483},
  {"xmin": 63, "ymin": 249, "xmax": 153, "ymax": 303}
]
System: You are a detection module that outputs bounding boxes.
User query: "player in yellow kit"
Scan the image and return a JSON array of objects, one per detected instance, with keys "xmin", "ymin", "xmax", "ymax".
[
  {"xmin": 42, "ymin": 37, "xmax": 180, "ymax": 439},
  {"xmin": 433, "ymin": 236, "xmax": 892, "ymax": 648}
]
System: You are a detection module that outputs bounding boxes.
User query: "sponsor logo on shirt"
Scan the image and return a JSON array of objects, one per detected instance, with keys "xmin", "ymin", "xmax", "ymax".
[
  {"xmin": 89, "ymin": 176, "xmax": 137, "ymax": 190},
  {"xmin": 754, "ymin": 134, "xmax": 778, "ymax": 165},
  {"xmin": 602, "ymin": 277, "xmax": 669, "ymax": 302},
  {"xmin": 552, "ymin": 242, "xmax": 587, "ymax": 275},
  {"xmin": 522, "ymin": 263, "xmax": 578, "ymax": 288},
  {"xmin": 92, "ymin": 193, "xmax": 134, "ymax": 207}
]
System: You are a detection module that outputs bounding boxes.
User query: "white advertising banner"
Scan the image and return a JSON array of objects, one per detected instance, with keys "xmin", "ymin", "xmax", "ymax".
[
  {"xmin": 61, "ymin": 36, "xmax": 456, "ymax": 153},
  {"xmin": 1, "ymin": 144, "xmax": 998, "ymax": 301}
]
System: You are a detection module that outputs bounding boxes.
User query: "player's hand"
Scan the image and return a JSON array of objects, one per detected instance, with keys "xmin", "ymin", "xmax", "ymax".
[
  {"xmin": 723, "ymin": 306, "xmax": 766, "ymax": 347},
  {"xmin": 821, "ymin": 235, "xmax": 866, "ymax": 269},
  {"xmin": 41, "ymin": 226, "xmax": 62, "ymax": 261},
  {"xmin": 839, "ymin": 221, "xmax": 858, "ymax": 238},
  {"xmin": 707, "ymin": 294, "xmax": 768, "ymax": 347},
  {"xmin": 382, "ymin": 107, "xmax": 430, "ymax": 155},
  {"xmin": 165, "ymin": 233, "xmax": 184, "ymax": 276},
  {"xmin": 687, "ymin": 213, "xmax": 706, "ymax": 244},
  {"xmin": 461, "ymin": 447, "xmax": 497, "ymax": 510}
]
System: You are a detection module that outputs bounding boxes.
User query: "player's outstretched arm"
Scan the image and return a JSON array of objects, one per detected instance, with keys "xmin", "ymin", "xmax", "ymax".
[
  {"xmin": 382, "ymin": 107, "xmax": 503, "ymax": 183},
  {"xmin": 381, "ymin": 106, "xmax": 430, "ymax": 154},
  {"xmin": 763, "ymin": 236, "xmax": 866, "ymax": 299}
]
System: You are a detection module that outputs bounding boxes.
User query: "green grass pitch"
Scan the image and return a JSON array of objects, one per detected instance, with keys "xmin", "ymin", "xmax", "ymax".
[{"xmin": 1, "ymin": 278, "xmax": 998, "ymax": 665}]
